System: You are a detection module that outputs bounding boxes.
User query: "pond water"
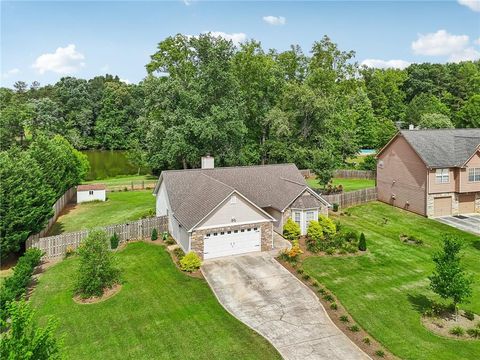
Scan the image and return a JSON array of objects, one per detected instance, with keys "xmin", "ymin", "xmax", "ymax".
[
  {"xmin": 82, "ymin": 150, "xmax": 149, "ymax": 180},
  {"xmin": 359, "ymin": 149, "xmax": 376, "ymax": 156}
]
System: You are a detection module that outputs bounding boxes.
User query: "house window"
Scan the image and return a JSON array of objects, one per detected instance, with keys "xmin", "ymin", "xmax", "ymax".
[
  {"xmin": 230, "ymin": 195, "xmax": 237, "ymax": 204},
  {"xmin": 468, "ymin": 168, "xmax": 480, "ymax": 182},
  {"xmin": 306, "ymin": 211, "xmax": 315, "ymax": 225},
  {"xmin": 213, "ymin": 232, "xmax": 218, "ymax": 236},
  {"xmin": 254, "ymin": 227, "xmax": 258, "ymax": 231},
  {"xmin": 241, "ymin": 229, "xmax": 245, "ymax": 232},
  {"xmin": 89, "ymin": 190, "xmax": 94, "ymax": 195},
  {"xmin": 247, "ymin": 228, "xmax": 251, "ymax": 231},
  {"xmin": 435, "ymin": 168, "xmax": 449, "ymax": 184},
  {"xmin": 294, "ymin": 212, "xmax": 301, "ymax": 226},
  {"xmin": 206, "ymin": 233, "xmax": 211, "ymax": 237}
]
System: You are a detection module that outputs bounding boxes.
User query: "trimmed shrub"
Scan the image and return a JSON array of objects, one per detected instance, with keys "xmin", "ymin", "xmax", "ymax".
[
  {"xmin": 449, "ymin": 326, "xmax": 465, "ymax": 336},
  {"xmin": 151, "ymin": 228, "xmax": 158, "ymax": 241},
  {"xmin": 179, "ymin": 252, "xmax": 201, "ymax": 272},
  {"xmin": 283, "ymin": 218, "xmax": 300, "ymax": 241},
  {"xmin": 110, "ymin": 233, "xmax": 119, "ymax": 249},
  {"xmin": 297, "ymin": 268, "xmax": 304, "ymax": 275},
  {"xmin": 362, "ymin": 337, "xmax": 371, "ymax": 345},
  {"xmin": 75, "ymin": 230, "xmax": 121, "ymax": 298},
  {"xmin": 323, "ymin": 294, "xmax": 334, "ymax": 302},
  {"xmin": 358, "ymin": 233, "xmax": 367, "ymax": 251},
  {"xmin": 306, "ymin": 220, "xmax": 324, "ymax": 252},
  {"xmin": 325, "ymin": 247, "xmax": 335, "ymax": 255},
  {"xmin": 318, "ymin": 215, "xmax": 336, "ymax": 239},
  {"xmin": 0, "ymin": 248, "xmax": 42, "ymax": 319},
  {"xmin": 302, "ymin": 273, "xmax": 310, "ymax": 281},
  {"xmin": 332, "ymin": 203, "xmax": 339, "ymax": 212},
  {"xmin": 330, "ymin": 303, "xmax": 338, "ymax": 310},
  {"xmin": 165, "ymin": 235, "xmax": 176, "ymax": 245},
  {"xmin": 339, "ymin": 315, "xmax": 349, "ymax": 323}
]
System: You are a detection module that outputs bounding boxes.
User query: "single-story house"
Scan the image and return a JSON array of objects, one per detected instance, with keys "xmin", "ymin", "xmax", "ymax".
[
  {"xmin": 77, "ymin": 184, "xmax": 106, "ymax": 203},
  {"xmin": 377, "ymin": 129, "xmax": 480, "ymax": 217},
  {"xmin": 153, "ymin": 156, "xmax": 330, "ymax": 260}
]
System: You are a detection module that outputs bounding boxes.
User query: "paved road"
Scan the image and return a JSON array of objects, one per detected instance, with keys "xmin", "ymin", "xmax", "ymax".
[
  {"xmin": 202, "ymin": 253, "xmax": 370, "ymax": 360},
  {"xmin": 436, "ymin": 214, "xmax": 480, "ymax": 236}
]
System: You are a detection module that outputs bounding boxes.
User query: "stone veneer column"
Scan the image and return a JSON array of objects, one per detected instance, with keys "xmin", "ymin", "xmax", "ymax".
[{"xmin": 426, "ymin": 192, "xmax": 459, "ymax": 217}]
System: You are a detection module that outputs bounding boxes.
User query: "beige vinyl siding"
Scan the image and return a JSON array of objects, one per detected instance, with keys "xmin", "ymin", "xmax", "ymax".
[
  {"xmin": 461, "ymin": 151, "xmax": 480, "ymax": 193},
  {"xmin": 377, "ymin": 135, "xmax": 427, "ymax": 216}
]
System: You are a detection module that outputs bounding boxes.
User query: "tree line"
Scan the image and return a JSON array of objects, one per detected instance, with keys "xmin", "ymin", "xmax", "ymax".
[
  {"xmin": 0, "ymin": 135, "xmax": 89, "ymax": 259},
  {"xmin": 1, "ymin": 34, "xmax": 479, "ymax": 174}
]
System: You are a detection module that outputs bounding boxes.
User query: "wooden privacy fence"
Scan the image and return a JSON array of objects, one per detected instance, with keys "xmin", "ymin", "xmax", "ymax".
[
  {"xmin": 26, "ymin": 187, "xmax": 77, "ymax": 244},
  {"xmin": 333, "ymin": 169, "xmax": 376, "ymax": 179},
  {"xmin": 108, "ymin": 180, "xmax": 157, "ymax": 192},
  {"xmin": 322, "ymin": 187, "xmax": 378, "ymax": 209},
  {"xmin": 26, "ymin": 216, "xmax": 168, "ymax": 259}
]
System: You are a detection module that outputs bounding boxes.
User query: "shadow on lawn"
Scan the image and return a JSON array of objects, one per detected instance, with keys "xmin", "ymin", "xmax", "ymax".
[
  {"xmin": 407, "ymin": 293, "xmax": 433, "ymax": 314},
  {"xmin": 472, "ymin": 240, "xmax": 480, "ymax": 251}
]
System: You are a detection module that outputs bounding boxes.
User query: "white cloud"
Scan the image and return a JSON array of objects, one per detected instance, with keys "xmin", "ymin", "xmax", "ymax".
[
  {"xmin": 361, "ymin": 59, "xmax": 411, "ymax": 69},
  {"xmin": 2, "ymin": 68, "xmax": 20, "ymax": 78},
  {"xmin": 32, "ymin": 44, "xmax": 85, "ymax": 74},
  {"xmin": 458, "ymin": 0, "xmax": 480, "ymax": 12},
  {"xmin": 207, "ymin": 31, "xmax": 247, "ymax": 45},
  {"xmin": 262, "ymin": 16, "xmax": 286, "ymax": 26},
  {"xmin": 412, "ymin": 30, "xmax": 469, "ymax": 56},
  {"xmin": 448, "ymin": 47, "xmax": 480, "ymax": 62}
]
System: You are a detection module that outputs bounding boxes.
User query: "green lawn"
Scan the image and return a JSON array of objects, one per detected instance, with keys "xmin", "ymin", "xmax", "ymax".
[
  {"xmin": 302, "ymin": 202, "xmax": 480, "ymax": 360},
  {"xmin": 48, "ymin": 190, "xmax": 155, "ymax": 235},
  {"xmin": 307, "ymin": 177, "xmax": 376, "ymax": 192},
  {"xmin": 84, "ymin": 174, "xmax": 157, "ymax": 190},
  {"xmin": 31, "ymin": 242, "xmax": 280, "ymax": 360}
]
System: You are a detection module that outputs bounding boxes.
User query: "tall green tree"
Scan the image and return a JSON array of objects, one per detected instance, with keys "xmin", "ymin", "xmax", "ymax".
[
  {"xmin": 406, "ymin": 93, "xmax": 450, "ymax": 125},
  {"xmin": 418, "ymin": 113, "xmax": 454, "ymax": 129},
  {"xmin": 456, "ymin": 94, "xmax": 480, "ymax": 128}
]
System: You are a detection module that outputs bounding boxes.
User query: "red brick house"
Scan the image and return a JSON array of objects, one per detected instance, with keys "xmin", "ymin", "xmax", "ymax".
[{"xmin": 376, "ymin": 129, "xmax": 480, "ymax": 217}]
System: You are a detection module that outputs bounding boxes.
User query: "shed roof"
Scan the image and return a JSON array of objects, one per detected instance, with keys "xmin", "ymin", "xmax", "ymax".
[
  {"xmin": 398, "ymin": 129, "xmax": 480, "ymax": 168},
  {"xmin": 77, "ymin": 184, "xmax": 106, "ymax": 191}
]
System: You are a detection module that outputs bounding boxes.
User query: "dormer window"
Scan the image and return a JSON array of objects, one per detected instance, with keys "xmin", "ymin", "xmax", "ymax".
[
  {"xmin": 468, "ymin": 168, "xmax": 480, "ymax": 182},
  {"xmin": 435, "ymin": 168, "xmax": 449, "ymax": 184}
]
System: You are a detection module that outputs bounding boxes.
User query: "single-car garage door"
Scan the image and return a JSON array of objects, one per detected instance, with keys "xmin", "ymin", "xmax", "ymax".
[
  {"xmin": 203, "ymin": 227, "xmax": 261, "ymax": 260},
  {"xmin": 434, "ymin": 196, "xmax": 452, "ymax": 217},
  {"xmin": 459, "ymin": 194, "xmax": 476, "ymax": 214}
]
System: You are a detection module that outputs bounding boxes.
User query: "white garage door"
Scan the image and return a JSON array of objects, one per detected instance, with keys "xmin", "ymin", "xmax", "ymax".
[{"xmin": 203, "ymin": 227, "xmax": 261, "ymax": 260}]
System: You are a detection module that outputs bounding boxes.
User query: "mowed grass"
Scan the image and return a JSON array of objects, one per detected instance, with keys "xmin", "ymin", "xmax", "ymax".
[
  {"xmin": 48, "ymin": 190, "xmax": 155, "ymax": 235},
  {"xmin": 84, "ymin": 174, "xmax": 157, "ymax": 189},
  {"xmin": 307, "ymin": 177, "xmax": 376, "ymax": 192},
  {"xmin": 302, "ymin": 202, "xmax": 480, "ymax": 360},
  {"xmin": 31, "ymin": 242, "xmax": 280, "ymax": 360}
]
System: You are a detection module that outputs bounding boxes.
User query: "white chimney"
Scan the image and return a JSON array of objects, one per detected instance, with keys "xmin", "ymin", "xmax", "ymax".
[
  {"xmin": 201, "ymin": 155, "xmax": 214, "ymax": 169},
  {"xmin": 409, "ymin": 124, "xmax": 415, "ymax": 130}
]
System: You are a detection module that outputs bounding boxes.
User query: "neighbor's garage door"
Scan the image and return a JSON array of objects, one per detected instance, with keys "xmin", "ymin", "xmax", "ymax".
[
  {"xmin": 434, "ymin": 196, "xmax": 452, "ymax": 217},
  {"xmin": 459, "ymin": 194, "xmax": 475, "ymax": 214},
  {"xmin": 203, "ymin": 227, "xmax": 261, "ymax": 260}
]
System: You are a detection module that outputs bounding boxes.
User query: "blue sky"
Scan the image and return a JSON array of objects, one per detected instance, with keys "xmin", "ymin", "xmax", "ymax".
[{"xmin": 1, "ymin": 0, "xmax": 479, "ymax": 87}]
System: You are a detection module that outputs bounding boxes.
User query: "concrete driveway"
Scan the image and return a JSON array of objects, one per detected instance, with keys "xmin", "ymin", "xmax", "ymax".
[
  {"xmin": 202, "ymin": 253, "xmax": 370, "ymax": 360},
  {"xmin": 435, "ymin": 214, "xmax": 480, "ymax": 236}
]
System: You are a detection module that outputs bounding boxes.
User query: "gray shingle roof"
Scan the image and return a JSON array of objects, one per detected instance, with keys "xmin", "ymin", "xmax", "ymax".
[
  {"xmin": 400, "ymin": 129, "xmax": 480, "ymax": 168},
  {"xmin": 290, "ymin": 194, "xmax": 324, "ymax": 209},
  {"xmin": 156, "ymin": 164, "xmax": 326, "ymax": 230}
]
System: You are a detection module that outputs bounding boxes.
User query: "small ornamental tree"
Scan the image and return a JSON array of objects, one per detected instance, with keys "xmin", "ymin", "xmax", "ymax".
[
  {"xmin": 283, "ymin": 218, "xmax": 300, "ymax": 241},
  {"xmin": 429, "ymin": 235, "xmax": 473, "ymax": 319},
  {"xmin": 151, "ymin": 228, "xmax": 158, "ymax": 241},
  {"xmin": 75, "ymin": 230, "xmax": 121, "ymax": 298},
  {"xmin": 318, "ymin": 215, "xmax": 336, "ymax": 239},
  {"xmin": 358, "ymin": 233, "xmax": 367, "ymax": 251},
  {"xmin": 0, "ymin": 299, "xmax": 63, "ymax": 360}
]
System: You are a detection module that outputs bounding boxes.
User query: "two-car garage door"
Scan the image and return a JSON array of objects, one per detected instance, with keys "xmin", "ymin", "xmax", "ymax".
[{"xmin": 203, "ymin": 227, "xmax": 261, "ymax": 260}]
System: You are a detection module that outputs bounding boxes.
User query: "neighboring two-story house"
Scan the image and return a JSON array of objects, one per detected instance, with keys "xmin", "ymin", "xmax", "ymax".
[{"xmin": 377, "ymin": 129, "xmax": 480, "ymax": 217}]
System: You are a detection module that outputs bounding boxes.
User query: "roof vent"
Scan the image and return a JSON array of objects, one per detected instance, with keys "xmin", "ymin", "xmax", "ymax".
[{"xmin": 201, "ymin": 155, "xmax": 214, "ymax": 169}]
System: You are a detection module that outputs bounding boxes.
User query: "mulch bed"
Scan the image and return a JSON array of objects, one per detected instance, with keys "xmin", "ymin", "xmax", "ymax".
[
  {"xmin": 278, "ymin": 258, "xmax": 399, "ymax": 360},
  {"xmin": 421, "ymin": 311, "xmax": 480, "ymax": 340},
  {"xmin": 73, "ymin": 283, "xmax": 122, "ymax": 304}
]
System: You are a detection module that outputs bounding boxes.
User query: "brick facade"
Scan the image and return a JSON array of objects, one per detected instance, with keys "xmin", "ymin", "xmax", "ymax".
[{"xmin": 190, "ymin": 221, "xmax": 273, "ymax": 260}]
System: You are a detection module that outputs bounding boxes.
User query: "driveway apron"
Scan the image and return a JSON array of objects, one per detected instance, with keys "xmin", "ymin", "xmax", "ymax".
[{"xmin": 202, "ymin": 253, "xmax": 370, "ymax": 360}]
